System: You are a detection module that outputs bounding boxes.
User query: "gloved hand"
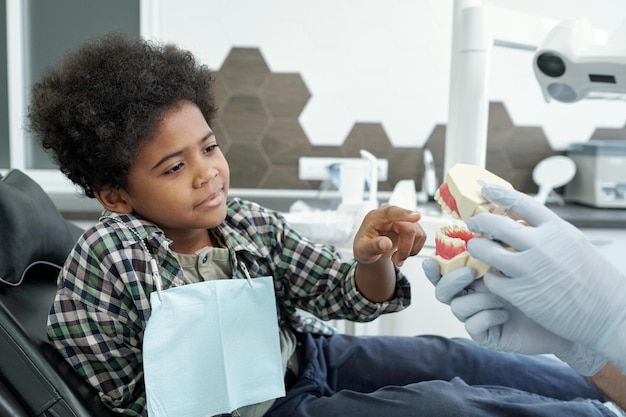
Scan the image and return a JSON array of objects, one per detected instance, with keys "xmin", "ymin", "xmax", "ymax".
[
  {"xmin": 422, "ymin": 258, "xmax": 608, "ymax": 376},
  {"xmin": 466, "ymin": 184, "xmax": 626, "ymax": 373}
]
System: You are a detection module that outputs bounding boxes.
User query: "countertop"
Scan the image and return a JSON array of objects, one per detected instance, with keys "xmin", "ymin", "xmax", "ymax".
[
  {"xmin": 52, "ymin": 189, "xmax": 626, "ymax": 229},
  {"xmin": 236, "ymin": 192, "xmax": 626, "ymax": 229},
  {"xmin": 410, "ymin": 200, "xmax": 626, "ymax": 229},
  {"xmin": 549, "ymin": 203, "xmax": 626, "ymax": 229}
]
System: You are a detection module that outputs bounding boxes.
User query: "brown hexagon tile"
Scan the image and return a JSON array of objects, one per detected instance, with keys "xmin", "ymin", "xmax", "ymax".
[
  {"xmin": 510, "ymin": 169, "xmax": 540, "ymax": 194},
  {"xmin": 483, "ymin": 102, "xmax": 559, "ymax": 192},
  {"xmin": 261, "ymin": 118, "xmax": 312, "ymax": 166},
  {"xmin": 219, "ymin": 48, "xmax": 270, "ymax": 95},
  {"xmin": 211, "ymin": 41, "xmax": 592, "ymax": 195},
  {"xmin": 487, "ymin": 102, "xmax": 515, "ymax": 149},
  {"xmin": 385, "ymin": 147, "xmax": 423, "ymax": 192},
  {"xmin": 260, "ymin": 73, "xmax": 311, "ymax": 118},
  {"xmin": 302, "ymin": 179, "xmax": 324, "ymax": 191},
  {"xmin": 483, "ymin": 147, "xmax": 543, "ymax": 194},
  {"xmin": 503, "ymin": 126, "xmax": 556, "ymax": 171},
  {"xmin": 341, "ymin": 122, "xmax": 392, "ymax": 158},
  {"xmin": 224, "ymin": 142, "xmax": 270, "ymax": 188},
  {"xmin": 304, "ymin": 145, "xmax": 346, "ymax": 158},
  {"xmin": 591, "ymin": 124, "xmax": 626, "ymax": 140},
  {"xmin": 260, "ymin": 165, "xmax": 311, "ymax": 189},
  {"xmin": 212, "ymin": 119, "xmax": 231, "ymax": 154},
  {"xmin": 219, "ymin": 95, "xmax": 271, "ymax": 143},
  {"xmin": 485, "ymin": 148, "xmax": 513, "ymax": 181},
  {"xmin": 212, "ymin": 72, "xmax": 231, "ymax": 108},
  {"xmin": 340, "ymin": 123, "xmax": 394, "ymax": 190}
]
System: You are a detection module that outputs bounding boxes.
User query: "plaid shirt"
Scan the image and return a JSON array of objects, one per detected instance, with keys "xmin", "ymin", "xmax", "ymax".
[{"xmin": 47, "ymin": 198, "xmax": 411, "ymax": 416}]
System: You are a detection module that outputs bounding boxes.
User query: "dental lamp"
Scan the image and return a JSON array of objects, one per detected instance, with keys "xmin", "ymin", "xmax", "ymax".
[
  {"xmin": 534, "ymin": 18, "xmax": 626, "ymax": 103},
  {"xmin": 444, "ymin": 0, "xmax": 624, "ymax": 174}
]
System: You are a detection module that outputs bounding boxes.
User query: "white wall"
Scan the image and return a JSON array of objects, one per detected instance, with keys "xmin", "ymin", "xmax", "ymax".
[{"xmin": 157, "ymin": 0, "xmax": 626, "ymax": 151}]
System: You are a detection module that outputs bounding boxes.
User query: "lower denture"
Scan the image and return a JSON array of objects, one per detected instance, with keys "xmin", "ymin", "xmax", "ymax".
[{"xmin": 433, "ymin": 225, "xmax": 490, "ymax": 278}]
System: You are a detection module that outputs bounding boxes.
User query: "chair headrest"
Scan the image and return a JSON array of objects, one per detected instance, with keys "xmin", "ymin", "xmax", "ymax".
[{"xmin": 0, "ymin": 170, "xmax": 76, "ymax": 285}]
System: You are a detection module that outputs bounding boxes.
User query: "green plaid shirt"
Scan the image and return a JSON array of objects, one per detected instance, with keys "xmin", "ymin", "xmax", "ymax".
[{"xmin": 47, "ymin": 198, "xmax": 411, "ymax": 416}]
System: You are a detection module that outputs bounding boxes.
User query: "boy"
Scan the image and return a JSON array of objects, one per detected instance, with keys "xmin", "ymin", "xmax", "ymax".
[{"xmin": 30, "ymin": 33, "xmax": 607, "ymax": 416}]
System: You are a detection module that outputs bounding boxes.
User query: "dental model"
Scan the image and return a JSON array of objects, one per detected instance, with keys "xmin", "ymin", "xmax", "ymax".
[{"xmin": 432, "ymin": 163, "xmax": 513, "ymax": 278}]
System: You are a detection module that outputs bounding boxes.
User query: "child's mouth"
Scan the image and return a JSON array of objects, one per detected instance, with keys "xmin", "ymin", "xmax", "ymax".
[{"xmin": 196, "ymin": 188, "xmax": 224, "ymax": 209}]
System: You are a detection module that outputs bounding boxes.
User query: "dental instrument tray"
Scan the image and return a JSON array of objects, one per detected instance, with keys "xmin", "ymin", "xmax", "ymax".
[{"xmin": 565, "ymin": 140, "xmax": 626, "ymax": 208}]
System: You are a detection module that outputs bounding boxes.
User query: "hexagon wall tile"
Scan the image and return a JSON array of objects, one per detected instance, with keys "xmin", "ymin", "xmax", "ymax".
[
  {"xmin": 220, "ymin": 48, "xmax": 270, "ymax": 96},
  {"xmin": 260, "ymin": 73, "xmax": 310, "ymax": 118},
  {"xmin": 160, "ymin": 0, "xmax": 626, "ymax": 194},
  {"xmin": 219, "ymin": 95, "xmax": 271, "ymax": 143}
]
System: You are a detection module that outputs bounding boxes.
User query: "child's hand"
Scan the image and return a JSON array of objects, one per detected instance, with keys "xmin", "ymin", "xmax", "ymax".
[{"xmin": 353, "ymin": 205, "xmax": 425, "ymax": 267}]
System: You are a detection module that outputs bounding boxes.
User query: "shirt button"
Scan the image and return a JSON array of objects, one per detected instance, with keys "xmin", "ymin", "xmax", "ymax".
[{"xmin": 202, "ymin": 255, "xmax": 209, "ymax": 264}]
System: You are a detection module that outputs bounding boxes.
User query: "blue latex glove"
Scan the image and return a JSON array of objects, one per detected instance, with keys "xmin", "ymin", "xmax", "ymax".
[
  {"xmin": 422, "ymin": 258, "xmax": 607, "ymax": 375},
  {"xmin": 466, "ymin": 184, "xmax": 626, "ymax": 374}
]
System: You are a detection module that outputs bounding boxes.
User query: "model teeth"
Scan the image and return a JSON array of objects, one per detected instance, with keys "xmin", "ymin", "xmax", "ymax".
[
  {"xmin": 434, "ymin": 188, "xmax": 460, "ymax": 220},
  {"xmin": 431, "ymin": 164, "xmax": 515, "ymax": 279},
  {"xmin": 435, "ymin": 226, "xmax": 472, "ymax": 248},
  {"xmin": 433, "ymin": 223, "xmax": 490, "ymax": 278}
]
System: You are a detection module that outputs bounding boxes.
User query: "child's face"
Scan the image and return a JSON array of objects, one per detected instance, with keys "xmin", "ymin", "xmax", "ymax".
[{"xmin": 122, "ymin": 101, "xmax": 230, "ymax": 238}]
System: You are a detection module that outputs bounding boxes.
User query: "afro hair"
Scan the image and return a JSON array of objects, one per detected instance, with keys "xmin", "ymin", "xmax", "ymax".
[{"xmin": 28, "ymin": 32, "xmax": 218, "ymax": 198}]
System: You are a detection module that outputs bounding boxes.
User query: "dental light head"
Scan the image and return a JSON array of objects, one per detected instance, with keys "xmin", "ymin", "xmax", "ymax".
[{"xmin": 533, "ymin": 18, "xmax": 626, "ymax": 103}]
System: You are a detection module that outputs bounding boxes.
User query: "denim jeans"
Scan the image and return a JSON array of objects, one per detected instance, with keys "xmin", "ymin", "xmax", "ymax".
[{"xmin": 265, "ymin": 333, "xmax": 612, "ymax": 417}]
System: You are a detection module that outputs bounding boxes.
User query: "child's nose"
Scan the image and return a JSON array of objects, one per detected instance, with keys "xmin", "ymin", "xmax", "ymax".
[{"xmin": 193, "ymin": 163, "xmax": 217, "ymax": 188}]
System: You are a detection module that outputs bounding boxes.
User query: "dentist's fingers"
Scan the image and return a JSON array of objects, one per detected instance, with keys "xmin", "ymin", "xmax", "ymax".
[
  {"xmin": 450, "ymin": 291, "xmax": 507, "ymax": 322},
  {"xmin": 467, "ymin": 237, "xmax": 522, "ymax": 276},
  {"xmin": 480, "ymin": 184, "xmax": 561, "ymax": 226},
  {"xmin": 467, "ymin": 213, "xmax": 534, "ymax": 252},
  {"xmin": 433, "ymin": 266, "xmax": 476, "ymax": 304},
  {"xmin": 464, "ymin": 309, "xmax": 509, "ymax": 345},
  {"xmin": 422, "ymin": 257, "xmax": 442, "ymax": 286}
]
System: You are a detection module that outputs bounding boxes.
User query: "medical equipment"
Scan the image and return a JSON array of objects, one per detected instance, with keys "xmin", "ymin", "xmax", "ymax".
[
  {"xmin": 445, "ymin": 1, "xmax": 559, "ymax": 173},
  {"xmin": 445, "ymin": 1, "xmax": 626, "ymax": 174},
  {"xmin": 533, "ymin": 18, "xmax": 626, "ymax": 103},
  {"xmin": 531, "ymin": 155, "xmax": 576, "ymax": 205},
  {"xmin": 565, "ymin": 140, "xmax": 626, "ymax": 208}
]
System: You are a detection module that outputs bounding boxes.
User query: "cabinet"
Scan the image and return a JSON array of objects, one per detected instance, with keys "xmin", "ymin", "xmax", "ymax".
[{"xmin": 344, "ymin": 248, "xmax": 470, "ymax": 339}]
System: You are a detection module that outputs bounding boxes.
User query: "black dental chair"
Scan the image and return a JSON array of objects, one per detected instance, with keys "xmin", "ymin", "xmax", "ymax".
[{"xmin": 0, "ymin": 169, "xmax": 115, "ymax": 416}]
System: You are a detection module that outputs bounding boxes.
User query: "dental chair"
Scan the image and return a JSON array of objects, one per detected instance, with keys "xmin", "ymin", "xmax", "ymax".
[{"xmin": 0, "ymin": 169, "xmax": 115, "ymax": 416}]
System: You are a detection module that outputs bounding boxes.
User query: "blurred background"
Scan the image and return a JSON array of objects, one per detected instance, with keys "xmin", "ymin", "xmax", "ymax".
[{"xmin": 3, "ymin": 0, "xmax": 626, "ymax": 194}]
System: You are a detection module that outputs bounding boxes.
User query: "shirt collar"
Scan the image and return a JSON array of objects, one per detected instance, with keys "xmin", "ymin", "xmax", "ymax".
[
  {"xmin": 99, "ymin": 210, "xmax": 166, "ymax": 248},
  {"xmin": 99, "ymin": 202, "xmax": 265, "ymax": 260},
  {"xmin": 213, "ymin": 201, "xmax": 267, "ymax": 259}
]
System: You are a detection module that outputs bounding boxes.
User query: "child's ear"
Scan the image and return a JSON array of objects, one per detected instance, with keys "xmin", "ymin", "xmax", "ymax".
[{"xmin": 94, "ymin": 187, "xmax": 134, "ymax": 214}]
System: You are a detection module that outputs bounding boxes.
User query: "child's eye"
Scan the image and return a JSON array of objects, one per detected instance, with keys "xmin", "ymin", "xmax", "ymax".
[
  {"xmin": 164, "ymin": 163, "xmax": 183, "ymax": 175},
  {"xmin": 204, "ymin": 143, "xmax": 219, "ymax": 154}
]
